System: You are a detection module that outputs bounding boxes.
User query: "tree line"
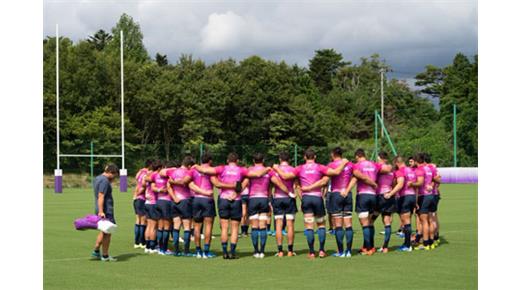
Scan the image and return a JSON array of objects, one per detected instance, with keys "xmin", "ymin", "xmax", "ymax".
[{"xmin": 43, "ymin": 14, "xmax": 477, "ymax": 173}]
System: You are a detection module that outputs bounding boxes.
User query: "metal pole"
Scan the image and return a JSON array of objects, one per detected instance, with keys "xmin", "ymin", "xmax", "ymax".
[
  {"xmin": 453, "ymin": 104, "xmax": 457, "ymax": 167},
  {"xmin": 119, "ymin": 30, "xmax": 127, "ymax": 192},
  {"xmin": 54, "ymin": 24, "xmax": 62, "ymax": 193},
  {"xmin": 380, "ymin": 68, "xmax": 385, "ymax": 139},
  {"xmin": 199, "ymin": 143, "xmax": 204, "ymax": 163},
  {"xmin": 90, "ymin": 141, "xmax": 94, "ymax": 185},
  {"xmin": 377, "ymin": 113, "xmax": 398, "ymax": 156},
  {"xmin": 374, "ymin": 110, "xmax": 378, "ymax": 160}
]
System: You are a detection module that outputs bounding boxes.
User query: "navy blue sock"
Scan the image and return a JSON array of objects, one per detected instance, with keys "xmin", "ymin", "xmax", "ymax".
[
  {"xmin": 251, "ymin": 228, "xmax": 259, "ymax": 253},
  {"xmin": 184, "ymin": 230, "xmax": 191, "ymax": 253},
  {"xmin": 221, "ymin": 242, "xmax": 228, "ymax": 255},
  {"xmin": 259, "ymin": 228, "xmax": 267, "ymax": 253},
  {"xmin": 172, "ymin": 229, "xmax": 180, "ymax": 252},
  {"xmin": 134, "ymin": 224, "xmax": 140, "ymax": 245},
  {"xmin": 150, "ymin": 239, "xmax": 156, "ymax": 250},
  {"xmin": 204, "ymin": 243, "xmax": 210, "ymax": 255},
  {"xmin": 278, "ymin": 245, "xmax": 283, "ymax": 252},
  {"xmin": 404, "ymin": 224, "xmax": 412, "ymax": 247},
  {"xmin": 162, "ymin": 229, "xmax": 170, "ymax": 252},
  {"xmin": 139, "ymin": 225, "xmax": 146, "ymax": 245},
  {"xmin": 383, "ymin": 225, "xmax": 392, "ymax": 248},
  {"xmin": 145, "ymin": 240, "xmax": 150, "ymax": 249},
  {"xmin": 241, "ymin": 225, "xmax": 248, "ymax": 235},
  {"xmin": 304, "ymin": 229, "xmax": 315, "ymax": 253},
  {"xmin": 230, "ymin": 243, "xmax": 237, "ymax": 254},
  {"xmin": 157, "ymin": 230, "xmax": 164, "ymax": 251},
  {"xmin": 369, "ymin": 225, "xmax": 375, "ymax": 249},
  {"xmin": 335, "ymin": 227, "xmax": 345, "ymax": 253},
  {"xmin": 196, "ymin": 246, "xmax": 202, "ymax": 253},
  {"xmin": 317, "ymin": 227, "xmax": 326, "ymax": 251},
  {"xmin": 345, "ymin": 227, "xmax": 354, "ymax": 252},
  {"xmin": 362, "ymin": 226, "xmax": 371, "ymax": 249}
]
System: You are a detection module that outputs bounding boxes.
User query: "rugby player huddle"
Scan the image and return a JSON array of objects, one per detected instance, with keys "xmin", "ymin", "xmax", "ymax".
[{"xmin": 131, "ymin": 147, "xmax": 441, "ymax": 260}]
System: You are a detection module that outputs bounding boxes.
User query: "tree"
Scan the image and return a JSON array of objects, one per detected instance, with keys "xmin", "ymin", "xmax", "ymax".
[
  {"xmin": 155, "ymin": 53, "xmax": 168, "ymax": 66},
  {"xmin": 309, "ymin": 49, "xmax": 348, "ymax": 94},
  {"xmin": 106, "ymin": 13, "xmax": 149, "ymax": 63},
  {"xmin": 87, "ymin": 29, "xmax": 113, "ymax": 51}
]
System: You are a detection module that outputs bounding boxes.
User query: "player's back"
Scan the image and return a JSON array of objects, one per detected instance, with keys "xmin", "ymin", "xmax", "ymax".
[
  {"xmin": 328, "ymin": 160, "xmax": 354, "ymax": 191},
  {"xmin": 191, "ymin": 164, "xmax": 213, "ymax": 198},
  {"xmin": 355, "ymin": 160, "xmax": 381, "ymax": 194},
  {"xmin": 248, "ymin": 165, "xmax": 271, "ymax": 198},
  {"xmin": 273, "ymin": 164, "xmax": 295, "ymax": 198}
]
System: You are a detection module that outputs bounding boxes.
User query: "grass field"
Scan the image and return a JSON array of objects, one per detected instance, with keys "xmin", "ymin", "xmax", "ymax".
[{"xmin": 44, "ymin": 184, "xmax": 477, "ymax": 289}]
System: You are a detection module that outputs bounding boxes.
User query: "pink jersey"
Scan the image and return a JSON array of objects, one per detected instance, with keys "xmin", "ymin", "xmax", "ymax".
[
  {"xmin": 273, "ymin": 163, "xmax": 295, "ymax": 198},
  {"xmin": 135, "ymin": 169, "xmax": 148, "ymax": 200},
  {"xmin": 428, "ymin": 164, "xmax": 440, "ymax": 195},
  {"xmin": 294, "ymin": 162, "xmax": 329, "ymax": 197},
  {"xmin": 151, "ymin": 172, "xmax": 170, "ymax": 201},
  {"xmin": 354, "ymin": 160, "xmax": 382, "ymax": 195},
  {"xmin": 190, "ymin": 164, "xmax": 214, "ymax": 199},
  {"xmin": 168, "ymin": 167, "xmax": 193, "ymax": 200},
  {"xmin": 327, "ymin": 160, "xmax": 354, "ymax": 192},
  {"xmin": 248, "ymin": 165, "xmax": 273, "ymax": 198},
  {"xmin": 144, "ymin": 180, "xmax": 157, "ymax": 205},
  {"xmin": 215, "ymin": 164, "xmax": 249, "ymax": 200},
  {"xmin": 418, "ymin": 164, "xmax": 434, "ymax": 196},
  {"xmin": 395, "ymin": 166, "xmax": 417, "ymax": 197},
  {"xmin": 377, "ymin": 170, "xmax": 394, "ymax": 195}
]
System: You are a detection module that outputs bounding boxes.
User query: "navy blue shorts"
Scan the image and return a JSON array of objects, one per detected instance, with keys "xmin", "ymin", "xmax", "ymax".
[
  {"xmin": 156, "ymin": 200, "xmax": 173, "ymax": 219},
  {"xmin": 272, "ymin": 197, "xmax": 297, "ymax": 216},
  {"xmin": 417, "ymin": 195, "xmax": 436, "ymax": 214},
  {"xmin": 145, "ymin": 204, "xmax": 160, "ymax": 220},
  {"xmin": 241, "ymin": 194, "xmax": 249, "ymax": 204},
  {"xmin": 133, "ymin": 199, "xmax": 146, "ymax": 216},
  {"xmin": 172, "ymin": 199, "xmax": 193, "ymax": 219},
  {"xmin": 376, "ymin": 195, "xmax": 397, "ymax": 215},
  {"xmin": 328, "ymin": 191, "xmax": 353, "ymax": 215},
  {"xmin": 301, "ymin": 195, "xmax": 326, "ymax": 217},
  {"xmin": 325, "ymin": 193, "xmax": 333, "ymax": 213},
  {"xmin": 355, "ymin": 194, "xmax": 377, "ymax": 213},
  {"xmin": 218, "ymin": 198, "xmax": 242, "ymax": 221},
  {"xmin": 192, "ymin": 197, "xmax": 216, "ymax": 221},
  {"xmin": 247, "ymin": 197, "xmax": 270, "ymax": 216},
  {"xmin": 432, "ymin": 195, "xmax": 440, "ymax": 212},
  {"xmin": 397, "ymin": 195, "xmax": 417, "ymax": 214}
]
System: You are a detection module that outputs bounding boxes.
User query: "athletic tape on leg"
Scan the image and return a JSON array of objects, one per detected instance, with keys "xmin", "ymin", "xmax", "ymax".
[{"xmin": 358, "ymin": 211, "xmax": 369, "ymax": 218}]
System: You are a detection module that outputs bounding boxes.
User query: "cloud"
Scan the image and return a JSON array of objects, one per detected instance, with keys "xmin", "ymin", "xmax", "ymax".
[{"xmin": 43, "ymin": 0, "xmax": 477, "ymax": 77}]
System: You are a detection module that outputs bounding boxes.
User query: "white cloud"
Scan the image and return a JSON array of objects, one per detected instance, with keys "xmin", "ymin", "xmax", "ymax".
[{"xmin": 201, "ymin": 11, "xmax": 245, "ymax": 52}]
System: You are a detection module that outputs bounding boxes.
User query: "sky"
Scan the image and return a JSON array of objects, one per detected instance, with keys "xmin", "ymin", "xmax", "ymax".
[{"xmin": 43, "ymin": 0, "xmax": 477, "ymax": 81}]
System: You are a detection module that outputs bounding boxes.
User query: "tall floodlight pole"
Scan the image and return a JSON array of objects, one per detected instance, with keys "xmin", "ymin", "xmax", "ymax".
[
  {"xmin": 380, "ymin": 68, "xmax": 385, "ymax": 139},
  {"xmin": 119, "ymin": 30, "xmax": 127, "ymax": 192},
  {"xmin": 54, "ymin": 24, "xmax": 62, "ymax": 193}
]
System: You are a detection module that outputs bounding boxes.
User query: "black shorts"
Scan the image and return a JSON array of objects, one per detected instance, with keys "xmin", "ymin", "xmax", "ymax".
[
  {"xmin": 247, "ymin": 197, "xmax": 270, "ymax": 216},
  {"xmin": 172, "ymin": 199, "xmax": 193, "ymax": 219},
  {"xmin": 192, "ymin": 197, "xmax": 216, "ymax": 221},
  {"xmin": 328, "ymin": 192, "xmax": 353, "ymax": 215},
  {"xmin": 133, "ymin": 199, "xmax": 146, "ymax": 216},
  {"xmin": 355, "ymin": 194, "xmax": 377, "ymax": 213},
  {"xmin": 301, "ymin": 195, "xmax": 326, "ymax": 217},
  {"xmin": 272, "ymin": 197, "xmax": 297, "ymax": 216},
  {"xmin": 156, "ymin": 200, "xmax": 173, "ymax": 219},
  {"xmin": 397, "ymin": 195, "xmax": 417, "ymax": 214},
  {"xmin": 376, "ymin": 195, "xmax": 397, "ymax": 215},
  {"xmin": 145, "ymin": 204, "xmax": 160, "ymax": 220},
  {"xmin": 241, "ymin": 194, "xmax": 249, "ymax": 204},
  {"xmin": 417, "ymin": 195, "xmax": 436, "ymax": 214},
  {"xmin": 325, "ymin": 192, "xmax": 333, "ymax": 213},
  {"xmin": 432, "ymin": 195, "xmax": 440, "ymax": 212},
  {"xmin": 218, "ymin": 198, "xmax": 242, "ymax": 221}
]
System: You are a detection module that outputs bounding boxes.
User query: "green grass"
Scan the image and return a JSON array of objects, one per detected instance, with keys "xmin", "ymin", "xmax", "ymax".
[{"xmin": 44, "ymin": 184, "xmax": 477, "ymax": 289}]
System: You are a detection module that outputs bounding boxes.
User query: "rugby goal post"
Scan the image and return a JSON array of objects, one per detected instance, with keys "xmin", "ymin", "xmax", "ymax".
[{"xmin": 54, "ymin": 25, "xmax": 127, "ymax": 193}]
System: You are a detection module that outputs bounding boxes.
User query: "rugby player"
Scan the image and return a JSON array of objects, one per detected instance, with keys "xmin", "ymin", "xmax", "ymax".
[
  {"xmin": 143, "ymin": 160, "xmax": 162, "ymax": 254},
  {"xmin": 240, "ymin": 181, "xmax": 250, "ymax": 238},
  {"xmin": 372, "ymin": 152, "xmax": 396, "ymax": 253},
  {"xmin": 384, "ymin": 156, "xmax": 417, "ymax": 252},
  {"xmin": 247, "ymin": 153, "xmax": 289, "ymax": 258},
  {"xmin": 273, "ymin": 148, "xmax": 349, "ymax": 259},
  {"xmin": 425, "ymin": 153, "xmax": 442, "ymax": 246},
  {"xmin": 352, "ymin": 149, "xmax": 391, "ymax": 256},
  {"xmin": 151, "ymin": 161, "xmax": 172, "ymax": 255},
  {"xmin": 91, "ymin": 164, "xmax": 119, "ymax": 262},
  {"xmin": 132, "ymin": 160, "xmax": 152, "ymax": 249},
  {"xmin": 193, "ymin": 152, "xmax": 270, "ymax": 259},
  {"xmin": 271, "ymin": 152, "xmax": 298, "ymax": 257}
]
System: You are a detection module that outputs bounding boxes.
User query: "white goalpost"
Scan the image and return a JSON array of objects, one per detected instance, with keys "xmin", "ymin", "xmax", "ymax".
[{"xmin": 54, "ymin": 25, "xmax": 127, "ymax": 193}]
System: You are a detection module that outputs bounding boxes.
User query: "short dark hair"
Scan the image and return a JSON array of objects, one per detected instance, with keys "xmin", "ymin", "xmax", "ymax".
[
  {"xmin": 378, "ymin": 151, "xmax": 389, "ymax": 160},
  {"xmin": 304, "ymin": 148, "xmax": 316, "ymax": 160},
  {"xmin": 408, "ymin": 156, "xmax": 415, "ymax": 161},
  {"xmin": 253, "ymin": 152, "xmax": 264, "ymax": 164},
  {"xmin": 227, "ymin": 152, "xmax": 239, "ymax": 163},
  {"xmin": 354, "ymin": 148, "xmax": 366, "ymax": 158},
  {"xmin": 152, "ymin": 160, "xmax": 163, "ymax": 171},
  {"xmin": 183, "ymin": 155, "xmax": 196, "ymax": 167},
  {"xmin": 415, "ymin": 153, "xmax": 425, "ymax": 163},
  {"xmin": 331, "ymin": 147, "xmax": 343, "ymax": 157},
  {"xmin": 104, "ymin": 164, "xmax": 119, "ymax": 175},
  {"xmin": 145, "ymin": 159, "xmax": 153, "ymax": 168},
  {"xmin": 201, "ymin": 152, "xmax": 213, "ymax": 164},
  {"xmin": 278, "ymin": 151, "xmax": 290, "ymax": 162},
  {"xmin": 424, "ymin": 153, "xmax": 432, "ymax": 163}
]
